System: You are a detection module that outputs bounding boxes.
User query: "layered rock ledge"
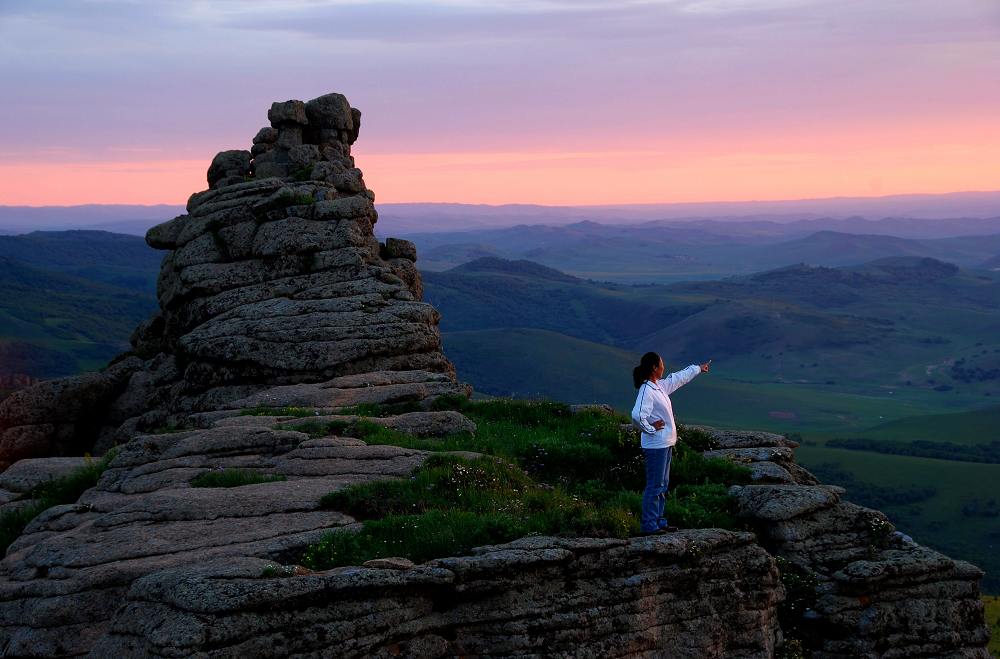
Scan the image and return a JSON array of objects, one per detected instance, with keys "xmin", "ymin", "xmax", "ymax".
[{"xmin": 695, "ymin": 426, "xmax": 991, "ymax": 659}]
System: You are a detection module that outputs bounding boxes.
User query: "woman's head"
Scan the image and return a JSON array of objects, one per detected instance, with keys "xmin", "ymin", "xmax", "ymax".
[{"xmin": 633, "ymin": 351, "xmax": 664, "ymax": 388}]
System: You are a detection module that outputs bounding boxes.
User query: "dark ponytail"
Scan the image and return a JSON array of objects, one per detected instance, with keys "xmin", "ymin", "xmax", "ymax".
[{"xmin": 633, "ymin": 351, "xmax": 662, "ymax": 389}]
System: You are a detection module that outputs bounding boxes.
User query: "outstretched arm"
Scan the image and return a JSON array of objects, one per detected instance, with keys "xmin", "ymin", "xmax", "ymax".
[{"xmin": 660, "ymin": 363, "xmax": 704, "ymax": 395}]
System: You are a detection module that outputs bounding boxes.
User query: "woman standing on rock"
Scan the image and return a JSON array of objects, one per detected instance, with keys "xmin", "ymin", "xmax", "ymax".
[{"xmin": 631, "ymin": 352, "xmax": 711, "ymax": 535}]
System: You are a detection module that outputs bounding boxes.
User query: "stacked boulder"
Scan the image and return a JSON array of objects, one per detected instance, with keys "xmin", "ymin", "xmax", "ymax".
[{"xmin": 0, "ymin": 93, "xmax": 464, "ymax": 469}]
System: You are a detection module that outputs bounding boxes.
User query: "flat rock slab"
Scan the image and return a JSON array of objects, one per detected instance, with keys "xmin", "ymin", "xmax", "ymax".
[
  {"xmin": 689, "ymin": 425, "xmax": 799, "ymax": 449},
  {"xmin": 704, "ymin": 446, "xmax": 795, "ymax": 464},
  {"xmin": 730, "ymin": 484, "xmax": 841, "ymax": 522}
]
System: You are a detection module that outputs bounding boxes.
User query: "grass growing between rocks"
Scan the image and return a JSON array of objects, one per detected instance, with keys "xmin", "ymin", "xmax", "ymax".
[
  {"xmin": 303, "ymin": 454, "xmax": 637, "ymax": 569},
  {"xmin": 0, "ymin": 449, "xmax": 118, "ymax": 556},
  {"xmin": 301, "ymin": 398, "xmax": 751, "ymax": 570},
  {"xmin": 984, "ymin": 596, "xmax": 1000, "ymax": 658},
  {"xmin": 190, "ymin": 469, "xmax": 287, "ymax": 488}
]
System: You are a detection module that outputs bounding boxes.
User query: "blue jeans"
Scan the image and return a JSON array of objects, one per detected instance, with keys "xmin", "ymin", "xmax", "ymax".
[{"xmin": 641, "ymin": 447, "xmax": 672, "ymax": 533}]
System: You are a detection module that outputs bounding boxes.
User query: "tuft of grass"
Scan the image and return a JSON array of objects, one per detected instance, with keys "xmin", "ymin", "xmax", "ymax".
[
  {"xmin": 1, "ymin": 449, "xmax": 119, "ymax": 556},
  {"xmin": 291, "ymin": 165, "xmax": 314, "ymax": 182},
  {"xmin": 305, "ymin": 455, "xmax": 638, "ymax": 570},
  {"xmin": 428, "ymin": 393, "xmax": 471, "ymax": 412},
  {"xmin": 677, "ymin": 425, "xmax": 721, "ymax": 452},
  {"xmin": 240, "ymin": 406, "xmax": 319, "ymax": 417},
  {"xmin": 190, "ymin": 469, "xmax": 287, "ymax": 488},
  {"xmin": 664, "ymin": 483, "xmax": 740, "ymax": 529}
]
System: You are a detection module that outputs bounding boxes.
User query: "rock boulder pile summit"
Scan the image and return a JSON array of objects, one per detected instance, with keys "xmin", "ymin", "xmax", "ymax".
[{"xmin": 0, "ymin": 92, "xmax": 465, "ymax": 470}]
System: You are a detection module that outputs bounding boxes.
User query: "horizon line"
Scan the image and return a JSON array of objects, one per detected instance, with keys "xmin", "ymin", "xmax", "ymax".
[{"xmin": 3, "ymin": 188, "xmax": 1000, "ymax": 211}]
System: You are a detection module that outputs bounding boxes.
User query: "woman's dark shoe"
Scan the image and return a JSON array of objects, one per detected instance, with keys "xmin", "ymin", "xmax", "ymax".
[{"xmin": 640, "ymin": 527, "xmax": 667, "ymax": 536}]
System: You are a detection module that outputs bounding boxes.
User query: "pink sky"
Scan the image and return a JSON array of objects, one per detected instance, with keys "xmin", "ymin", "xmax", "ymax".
[{"xmin": 1, "ymin": 0, "xmax": 998, "ymax": 207}]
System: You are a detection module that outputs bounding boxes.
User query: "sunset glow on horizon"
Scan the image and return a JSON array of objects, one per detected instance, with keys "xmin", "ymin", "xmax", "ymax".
[{"xmin": 2, "ymin": 0, "xmax": 999, "ymax": 207}]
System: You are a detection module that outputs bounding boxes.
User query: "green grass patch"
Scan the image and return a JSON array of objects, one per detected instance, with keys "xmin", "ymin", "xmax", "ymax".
[
  {"xmin": 984, "ymin": 595, "xmax": 1000, "ymax": 657},
  {"xmin": 304, "ymin": 455, "xmax": 637, "ymax": 570},
  {"xmin": 302, "ymin": 399, "xmax": 752, "ymax": 569},
  {"xmin": 190, "ymin": 469, "xmax": 287, "ymax": 488},
  {"xmin": 1, "ymin": 449, "xmax": 118, "ymax": 555}
]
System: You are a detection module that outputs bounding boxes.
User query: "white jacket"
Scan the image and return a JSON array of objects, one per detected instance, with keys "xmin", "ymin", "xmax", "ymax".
[{"xmin": 631, "ymin": 364, "xmax": 701, "ymax": 449}]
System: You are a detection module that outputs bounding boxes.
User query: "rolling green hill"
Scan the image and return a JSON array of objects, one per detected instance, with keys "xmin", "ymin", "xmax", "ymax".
[
  {"xmin": 426, "ymin": 256, "xmax": 1000, "ymax": 404},
  {"xmin": 0, "ymin": 230, "xmax": 162, "ymax": 292},
  {"xmin": 0, "ymin": 256, "xmax": 156, "ymax": 376},
  {"xmin": 408, "ymin": 221, "xmax": 1000, "ymax": 282}
]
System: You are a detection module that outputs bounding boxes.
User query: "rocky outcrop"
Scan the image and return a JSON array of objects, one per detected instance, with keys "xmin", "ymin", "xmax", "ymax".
[
  {"xmin": 0, "ymin": 93, "xmax": 463, "ymax": 469},
  {"xmin": 0, "ymin": 409, "xmax": 786, "ymax": 658},
  {"xmin": 695, "ymin": 426, "xmax": 991, "ymax": 659},
  {"xmin": 0, "ymin": 413, "xmax": 444, "ymax": 656},
  {"xmin": 0, "ymin": 357, "xmax": 144, "ymax": 469},
  {"xmin": 92, "ymin": 532, "xmax": 782, "ymax": 658}
]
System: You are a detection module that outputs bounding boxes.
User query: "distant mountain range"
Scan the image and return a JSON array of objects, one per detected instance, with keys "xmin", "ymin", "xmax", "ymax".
[
  {"xmin": 3, "ymin": 189, "xmax": 999, "ymax": 236},
  {"xmin": 407, "ymin": 221, "xmax": 1000, "ymax": 282}
]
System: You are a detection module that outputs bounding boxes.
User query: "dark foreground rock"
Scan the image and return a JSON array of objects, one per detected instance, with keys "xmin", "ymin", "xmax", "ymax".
[
  {"xmin": 92, "ymin": 531, "xmax": 782, "ymax": 658},
  {"xmin": 696, "ymin": 426, "xmax": 991, "ymax": 659}
]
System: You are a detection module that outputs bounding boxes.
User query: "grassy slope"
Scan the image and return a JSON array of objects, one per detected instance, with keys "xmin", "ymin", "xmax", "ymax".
[
  {"xmin": 984, "ymin": 596, "xmax": 1000, "ymax": 657},
  {"xmin": 0, "ymin": 257, "xmax": 156, "ymax": 375},
  {"xmin": 427, "ymin": 258, "xmax": 1000, "ymax": 409},
  {"xmin": 854, "ymin": 406, "xmax": 1000, "ymax": 445}
]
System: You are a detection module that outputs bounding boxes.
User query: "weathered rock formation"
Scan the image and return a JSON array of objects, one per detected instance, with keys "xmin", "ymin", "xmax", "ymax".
[
  {"xmin": 0, "ymin": 92, "xmax": 464, "ymax": 470},
  {"xmin": 694, "ymin": 427, "xmax": 991, "ymax": 658},
  {"xmin": 92, "ymin": 533, "xmax": 782, "ymax": 658}
]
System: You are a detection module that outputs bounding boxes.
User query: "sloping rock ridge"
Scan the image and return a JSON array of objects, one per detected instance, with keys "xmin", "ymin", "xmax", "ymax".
[{"xmin": 0, "ymin": 92, "xmax": 462, "ymax": 471}]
